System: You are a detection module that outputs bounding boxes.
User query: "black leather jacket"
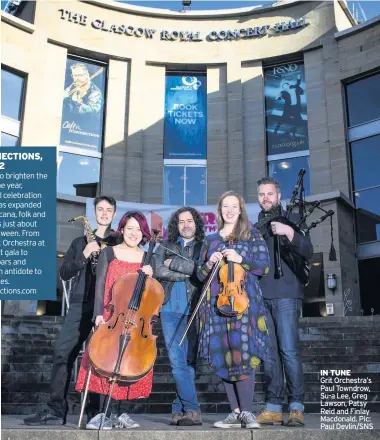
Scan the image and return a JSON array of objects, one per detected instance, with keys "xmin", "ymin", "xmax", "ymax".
[{"xmin": 153, "ymin": 240, "xmax": 203, "ymax": 312}]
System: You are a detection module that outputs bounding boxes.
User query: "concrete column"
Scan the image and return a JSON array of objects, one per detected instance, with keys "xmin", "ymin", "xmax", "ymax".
[
  {"xmin": 22, "ymin": 42, "xmax": 67, "ymax": 146},
  {"xmin": 322, "ymin": 36, "xmax": 350, "ymax": 198},
  {"xmin": 227, "ymin": 61, "xmax": 244, "ymax": 195},
  {"xmin": 124, "ymin": 58, "xmax": 145, "ymax": 202},
  {"xmin": 101, "ymin": 59, "xmax": 130, "ymax": 200},
  {"xmin": 207, "ymin": 65, "xmax": 228, "ymax": 204},
  {"xmin": 304, "ymin": 48, "xmax": 332, "ymax": 195},
  {"xmin": 141, "ymin": 64, "xmax": 165, "ymax": 204},
  {"xmin": 242, "ymin": 62, "xmax": 266, "ymax": 203}
]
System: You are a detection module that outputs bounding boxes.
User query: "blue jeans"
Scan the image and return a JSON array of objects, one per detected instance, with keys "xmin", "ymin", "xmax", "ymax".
[
  {"xmin": 160, "ymin": 312, "xmax": 200, "ymax": 413},
  {"xmin": 263, "ymin": 298, "xmax": 304, "ymax": 412}
]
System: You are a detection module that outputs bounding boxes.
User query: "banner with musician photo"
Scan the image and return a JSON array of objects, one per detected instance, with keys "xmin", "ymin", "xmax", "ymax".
[
  {"xmin": 60, "ymin": 58, "xmax": 106, "ymax": 152},
  {"xmin": 264, "ymin": 62, "xmax": 309, "ymax": 156}
]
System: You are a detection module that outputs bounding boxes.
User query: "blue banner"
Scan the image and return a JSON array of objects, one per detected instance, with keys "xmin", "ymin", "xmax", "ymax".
[
  {"xmin": 164, "ymin": 74, "xmax": 207, "ymax": 159},
  {"xmin": 0, "ymin": 147, "xmax": 56, "ymax": 300}
]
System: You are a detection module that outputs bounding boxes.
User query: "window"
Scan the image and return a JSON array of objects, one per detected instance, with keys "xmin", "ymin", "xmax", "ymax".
[
  {"xmin": 358, "ymin": 257, "xmax": 380, "ymax": 316},
  {"xmin": 346, "ymin": 73, "xmax": 380, "ymax": 246},
  {"xmin": 264, "ymin": 61, "xmax": 310, "ymax": 197},
  {"xmin": 163, "ymin": 165, "xmax": 207, "ymax": 205},
  {"xmin": 57, "ymin": 152, "xmax": 100, "ymax": 197},
  {"xmin": 57, "ymin": 56, "xmax": 106, "ymax": 196},
  {"xmin": 1, "ymin": 1, "xmax": 36, "ymax": 24},
  {"xmin": 268, "ymin": 155, "xmax": 311, "ymax": 200},
  {"xmin": 346, "ymin": 72, "xmax": 380, "ymax": 127},
  {"xmin": 1, "ymin": 68, "xmax": 25, "ymax": 146}
]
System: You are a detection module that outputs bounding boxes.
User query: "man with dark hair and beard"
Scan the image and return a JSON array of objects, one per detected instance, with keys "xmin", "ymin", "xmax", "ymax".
[
  {"xmin": 153, "ymin": 207, "xmax": 204, "ymax": 427},
  {"xmin": 255, "ymin": 177, "xmax": 313, "ymax": 427}
]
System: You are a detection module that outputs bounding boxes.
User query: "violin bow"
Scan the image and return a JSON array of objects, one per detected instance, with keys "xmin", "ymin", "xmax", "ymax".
[
  {"xmin": 179, "ymin": 259, "xmax": 222, "ymax": 346},
  {"xmin": 156, "ymin": 242, "xmax": 192, "ymax": 262},
  {"xmin": 66, "ymin": 67, "xmax": 104, "ymax": 97}
]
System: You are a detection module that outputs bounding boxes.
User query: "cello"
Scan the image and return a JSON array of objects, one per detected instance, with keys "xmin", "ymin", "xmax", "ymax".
[{"xmin": 87, "ymin": 229, "xmax": 164, "ymax": 386}]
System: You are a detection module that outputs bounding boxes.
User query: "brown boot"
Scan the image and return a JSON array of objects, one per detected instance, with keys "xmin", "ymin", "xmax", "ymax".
[
  {"xmin": 177, "ymin": 411, "xmax": 202, "ymax": 426},
  {"xmin": 170, "ymin": 413, "xmax": 183, "ymax": 426},
  {"xmin": 256, "ymin": 410, "xmax": 283, "ymax": 425},
  {"xmin": 285, "ymin": 410, "xmax": 305, "ymax": 427}
]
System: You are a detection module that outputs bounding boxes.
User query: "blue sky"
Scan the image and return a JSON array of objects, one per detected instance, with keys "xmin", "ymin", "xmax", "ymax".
[
  {"xmin": 118, "ymin": 1, "xmax": 380, "ymax": 21},
  {"xmin": 1, "ymin": 1, "xmax": 379, "ymax": 21}
]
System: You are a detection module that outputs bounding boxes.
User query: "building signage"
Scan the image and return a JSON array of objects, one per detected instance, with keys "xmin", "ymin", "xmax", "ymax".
[
  {"xmin": 264, "ymin": 62, "xmax": 309, "ymax": 155},
  {"xmin": 164, "ymin": 75, "xmax": 207, "ymax": 159},
  {"xmin": 58, "ymin": 9, "xmax": 308, "ymax": 42}
]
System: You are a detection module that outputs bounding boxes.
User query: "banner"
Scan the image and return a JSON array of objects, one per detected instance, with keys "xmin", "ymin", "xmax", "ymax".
[
  {"xmin": 264, "ymin": 62, "xmax": 309, "ymax": 156},
  {"xmin": 86, "ymin": 199, "xmax": 265, "ymax": 242},
  {"xmin": 60, "ymin": 58, "xmax": 106, "ymax": 152},
  {"xmin": 164, "ymin": 74, "xmax": 207, "ymax": 159}
]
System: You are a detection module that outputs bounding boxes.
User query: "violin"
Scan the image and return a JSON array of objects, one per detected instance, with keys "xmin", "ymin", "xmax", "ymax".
[
  {"xmin": 87, "ymin": 230, "xmax": 164, "ymax": 383},
  {"xmin": 216, "ymin": 234, "xmax": 249, "ymax": 317}
]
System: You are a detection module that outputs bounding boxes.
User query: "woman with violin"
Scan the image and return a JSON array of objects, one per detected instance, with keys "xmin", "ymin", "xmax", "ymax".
[
  {"xmin": 75, "ymin": 211, "xmax": 159, "ymax": 430},
  {"xmin": 197, "ymin": 191, "xmax": 270, "ymax": 429}
]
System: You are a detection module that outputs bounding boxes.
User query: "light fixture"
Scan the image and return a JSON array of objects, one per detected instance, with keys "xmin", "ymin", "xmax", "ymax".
[
  {"xmin": 279, "ymin": 161, "xmax": 291, "ymax": 170},
  {"xmin": 312, "ymin": 262, "xmax": 321, "ymax": 267},
  {"xmin": 79, "ymin": 159, "xmax": 89, "ymax": 166},
  {"xmin": 327, "ymin": 273, "xmax": 337, "ymax": 291},
  {"xmin": 57, "ymin": 253, "xmax": 65, "ymax": 258}
]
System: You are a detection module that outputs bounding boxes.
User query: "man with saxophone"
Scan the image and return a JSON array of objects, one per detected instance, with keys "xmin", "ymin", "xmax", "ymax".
[
  {"xmin": 255, "ymin": 177, "xmax": 313, "ymax": 428},
  {"xmin": 153, "ymin": 207, "xmax": 204, "ymax": 426},
  {"xmin": 24, "ymin": 196, "xmax": 117, "ymax": 426}
]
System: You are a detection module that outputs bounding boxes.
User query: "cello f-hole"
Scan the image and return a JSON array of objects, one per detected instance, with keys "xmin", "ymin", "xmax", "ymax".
[
  {"xmin": 140, "ymin": 317, "xmax": 148, "ymax": 339},
  {"xmin": 108, "ymin": 312, "xmax": 124, "ymax": 330}
]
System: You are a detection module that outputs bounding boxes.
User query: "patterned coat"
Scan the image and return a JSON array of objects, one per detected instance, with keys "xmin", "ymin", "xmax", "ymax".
[{"xmin": 197, "ymin": 228, "xmax": 270, "ymax": 381}]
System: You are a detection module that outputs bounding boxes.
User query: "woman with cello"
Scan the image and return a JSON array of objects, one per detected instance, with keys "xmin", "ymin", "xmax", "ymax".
[
  {"xmin": 197, "ymin": 191, "xmax": 270, "ymax": 429},
  {"xmin": 75, "ymin": 211, "xmax": 157, "ymax": 430}
]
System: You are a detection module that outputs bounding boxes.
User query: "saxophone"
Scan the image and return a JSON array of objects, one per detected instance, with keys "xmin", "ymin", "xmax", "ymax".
[{"xmin": 68, "ymin": 215, "xmax": 107, "ymax": 275}]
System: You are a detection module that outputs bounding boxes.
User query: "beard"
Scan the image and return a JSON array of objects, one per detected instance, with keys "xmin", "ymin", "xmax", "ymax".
[
  {"xmin": 260, "ymin": 200, "xmax": 280, "ymax": 215},
  {"xmin": 180, "ymin": 228, "xmax": 195, "ymax": 239}
]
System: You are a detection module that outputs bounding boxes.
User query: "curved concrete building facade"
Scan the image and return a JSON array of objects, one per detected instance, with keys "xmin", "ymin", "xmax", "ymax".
[{"xmin": 2, "ymin": 0, "xmax": 380, "ymax": 317}]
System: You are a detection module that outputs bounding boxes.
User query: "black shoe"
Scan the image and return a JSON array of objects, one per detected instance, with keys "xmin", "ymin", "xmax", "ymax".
[{"xmin": 24, "ymin": 409, "xmax": 65, "ymax": 426}]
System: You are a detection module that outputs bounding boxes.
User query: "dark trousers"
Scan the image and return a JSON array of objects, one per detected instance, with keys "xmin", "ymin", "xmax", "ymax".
[
  {"xmin": 223, "ymin": 372, "xmax": 256, "ymax": 413},
  {"xmin": 47, "ymin": 301, "xmax": 99, "ymax": 418}
]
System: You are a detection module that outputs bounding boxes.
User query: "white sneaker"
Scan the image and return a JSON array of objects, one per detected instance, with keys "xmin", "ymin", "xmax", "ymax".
[
  {"xmin": 115, "ymin": 413, "xmax": 140, "ymax": 429},
  {"xmin": 214, "ymin": 412, "xmax": 241, "ymax": 429},
  {"xmin": 86, "ymin": 413, "xmax": 112, "ymax": 430},
  {"xmin": 240, "ymin": 411, "xmax": 261, "ymax": 429}
]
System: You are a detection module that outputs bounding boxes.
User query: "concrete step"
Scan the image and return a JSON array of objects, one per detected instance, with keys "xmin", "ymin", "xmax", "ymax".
[
  {"xmin": 3, "ymin": 380, "xmax": 379, "ymax": 395},
  {"xmin": 4, "ymin": 361, "xmax": 380, "ymax": 375},
  {"xmin": 3, "ymin": 370, "xmax": 378, "ymax": 386},
  {"xmin": 2, "ymin": 413, "xmax": 380, "ymax": 438},
  {"xmin": 4, "ymin": 388, "xmax": 380, "ymax": 405},
  {"xmin": 2, "ymin": 338, "xmax": 379, "ymax": 352},
  {"xmin": 2, "ymin": 400, "xmax": 380, "ymax": 415},
  {"xmin": 3, "ymin": 351, "xmax": 380, "ymax": 365}
]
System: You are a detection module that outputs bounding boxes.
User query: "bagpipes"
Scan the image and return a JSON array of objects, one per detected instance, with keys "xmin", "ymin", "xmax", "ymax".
[{"xmin": 255, "ymin": 169, "xmax": 336, "ymax": 286}]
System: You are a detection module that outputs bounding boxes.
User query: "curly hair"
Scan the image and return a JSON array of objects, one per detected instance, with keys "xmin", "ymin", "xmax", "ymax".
[{"xmin": 167, "ymin": 207, "xmax": 205, "ymax": 243}]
